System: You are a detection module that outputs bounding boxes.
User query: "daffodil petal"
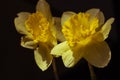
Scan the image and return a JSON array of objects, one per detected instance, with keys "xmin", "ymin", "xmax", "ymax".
[
  {"xmin": 36, "ymin": 0, "xmax": 52, "ymax": 22},
  {"xmin": 53, "ymin": 17, "xmax": 65, "ymax": 42},
  {"xmin": 86, "ymin": 8, "xmax": 105, "ymax": 27},
  {"xmin": 21, "ymin": 36, "xmax": 37, "ymax": 49},
  {"xmin": 83, "ymin": 41, "xmax": 111, "ymax": 68},
  {"xmin": 51, "ymin": 41, "xmax": 70, "ymax": 57},
  {"xmin": 14, "ymin": 12, "xmax": 31, "ymax": 34},
  {"xmin": 100, "ymin": 18, "xmax": 114, "ymax": 39},
  {"xmin": 62, "ymin": 45, "xmax": 84, "ymax": 68},
  {"xmin": 61, "ymin": 11, "xmax": 76, "ymax": 26},
  {"xmin": 51, "ymin": 41, "xmax": 83, "ymax": 67},
  {"xmin": 97, "ymin": 11, "xmax": 105, "ymax": 27},
  {"xmin": 86, "ymin": 8, "xmax": 100, "ymax": 20},
  {"xmin": 34, "ymin": 45, "xmax": 53, "ymax": 71},
  {"xmin": 62, "ymin": 50, "xmax": 74, "ymax": 67},
  {"xmin": 51, "ymin": 41, "xmax": 75, "ymax": 67}
]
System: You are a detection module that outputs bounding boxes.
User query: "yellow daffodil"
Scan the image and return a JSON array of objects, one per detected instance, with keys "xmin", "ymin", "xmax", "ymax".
[
  {"xmin": 14, "ymin": 0, "xmax": 58, "ymax": 71},
  {"xmin": 51, "ymin": 8, "xmax": 114, "ymax": 68}
]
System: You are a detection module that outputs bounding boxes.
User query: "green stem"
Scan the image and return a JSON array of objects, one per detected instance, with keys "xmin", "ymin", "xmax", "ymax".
[
  {"xmin": 52, "ymin": 58, "xmax": 60, "ymax": 80},
  {"xmin": 88, "ymin": 63, "xmax": 97, "ymax": 80}
]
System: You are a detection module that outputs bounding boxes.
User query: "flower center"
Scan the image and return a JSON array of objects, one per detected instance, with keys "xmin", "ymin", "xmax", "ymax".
[
  {"xmin": 62, "ymin": 13, "xmax": 99, "ymax": 47},
  {"xmin": 25, "ymin": 12, "xmax": 51, "ymax": 43}
]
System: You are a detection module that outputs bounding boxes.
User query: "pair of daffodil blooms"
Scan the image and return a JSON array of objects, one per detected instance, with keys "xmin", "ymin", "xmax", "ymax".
[{"xmin": 14, "ymin": 0, "xmax": 114, "ymax": 71}]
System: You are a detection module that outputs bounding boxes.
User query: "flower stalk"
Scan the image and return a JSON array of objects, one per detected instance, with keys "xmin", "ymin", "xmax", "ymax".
[
  {"xmin": 52, "ymin": 58, "xmax": 60, "ymax": 80},
  {"xmin": 88, "ymin": 63, "xmax": 97, "ymax": 80}
]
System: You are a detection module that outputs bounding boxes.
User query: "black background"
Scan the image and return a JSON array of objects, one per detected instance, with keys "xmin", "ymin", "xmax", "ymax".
[{"xmin": 1, "ymin": 0, "xmax": 119, "ymax": 80}]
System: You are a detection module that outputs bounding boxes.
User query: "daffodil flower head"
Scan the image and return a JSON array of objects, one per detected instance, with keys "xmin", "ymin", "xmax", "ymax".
[
  {"xmin": 51, "ymin": 8, "xmax": 114, "ymax": 68},
  {"xmin": 14, "ymin": 0, "xmax": 57, "ymax": 71}
]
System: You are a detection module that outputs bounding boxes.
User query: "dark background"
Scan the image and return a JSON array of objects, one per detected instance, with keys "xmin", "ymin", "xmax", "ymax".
[{"xmin": 1, "ymin": 0, "xmax": 119, "ymax": 80}]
